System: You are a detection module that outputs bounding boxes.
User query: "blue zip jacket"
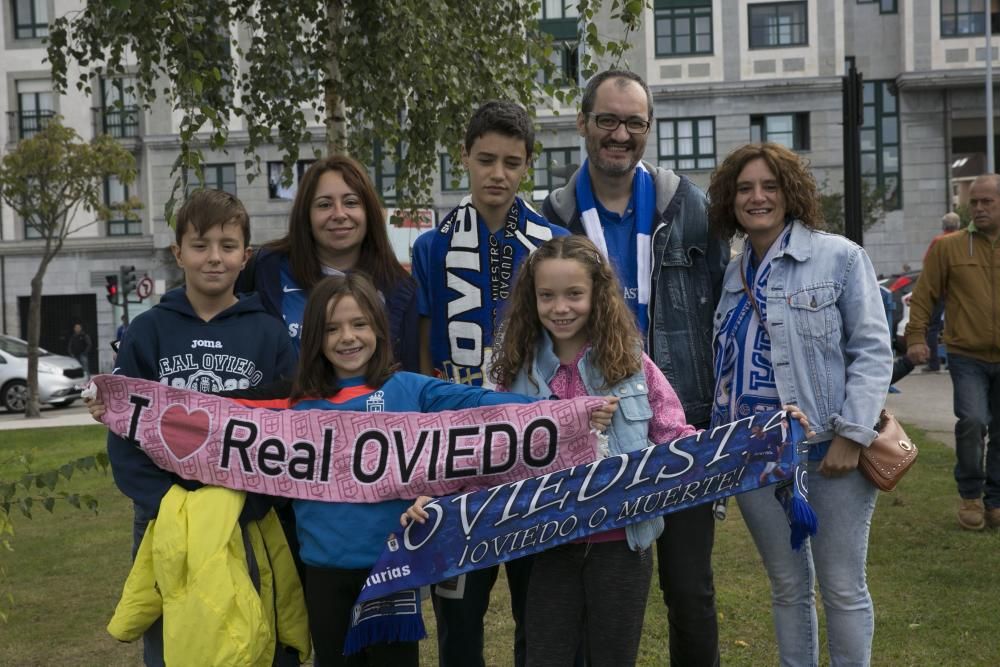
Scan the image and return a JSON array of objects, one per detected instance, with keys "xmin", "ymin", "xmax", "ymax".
[{"xmin": 236, "ymin": 247, "xmax": 420, "ymax": 372}]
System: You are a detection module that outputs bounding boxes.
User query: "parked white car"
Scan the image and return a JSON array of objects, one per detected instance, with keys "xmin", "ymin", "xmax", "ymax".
[{"xmin": 0, "ymin": 334, "xmax": 86, "ymax": 412}]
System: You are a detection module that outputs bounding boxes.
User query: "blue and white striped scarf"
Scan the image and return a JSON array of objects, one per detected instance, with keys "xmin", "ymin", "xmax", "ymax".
[
  {"xmin": 712, "ymin": 224, "xmax": 817, "ymax": 549},
  {"xmin": 575, "ymin": 160, "xmax": 655, "ymax": 335}
]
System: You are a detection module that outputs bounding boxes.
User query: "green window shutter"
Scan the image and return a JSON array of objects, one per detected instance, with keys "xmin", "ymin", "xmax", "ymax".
[{"xmin": 655, "ymin": 0, "xmax": 711, "ymax": 9}]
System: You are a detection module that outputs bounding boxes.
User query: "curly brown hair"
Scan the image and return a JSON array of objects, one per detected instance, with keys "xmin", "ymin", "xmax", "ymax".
[
  {"xmin": 291, "ymin": 273, "xmax": 396, "ymax": 402},
  {"xmin": 490, "ymin": 235, "xmax": 642, "ymax": 390},
  {"xmin": 707, "ymin": 143, "xmax": 824, "ymax": 242}
]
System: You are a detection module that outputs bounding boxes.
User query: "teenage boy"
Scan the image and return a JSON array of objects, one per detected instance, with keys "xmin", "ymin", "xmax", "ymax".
[
  {"xmin": 411, "ymin": 100, "xmax": 568, "ymax": 667},
  {"xmin": 107, "ymin": 189, "xmax": 296, "ymax": 666},
  {"xmin": 542, "ymin": 70, "xmax": 729, "ymax": 667}
]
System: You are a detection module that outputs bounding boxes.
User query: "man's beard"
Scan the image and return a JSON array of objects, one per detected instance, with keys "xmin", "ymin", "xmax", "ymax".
[{"xmin": 587, "ymin": 135, "xmax": 640, "ymax": 177}]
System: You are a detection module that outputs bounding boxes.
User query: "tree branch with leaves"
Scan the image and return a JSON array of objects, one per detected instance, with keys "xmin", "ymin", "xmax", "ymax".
[
  {"xmin": 0, "ymin": 118, "xmax": 139, "ymax": 417},
  {"xmin": 48, "ymin": 0, "xmax": 648, "ymax": 216},
  {"xmin": 0, "ymin": 450, "xmax": 109, "ymax": 622}
]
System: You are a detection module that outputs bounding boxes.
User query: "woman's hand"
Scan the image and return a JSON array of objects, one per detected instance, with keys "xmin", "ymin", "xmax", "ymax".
[
  {"xmin": 84, "ymin": 396, "xmax": 106, "ymax": 423},
  {"xmin": 818, "ymin": 435, "xmax": 863, "ymax": 477},
  {"xmin": 590, "ymin": 397, "xmax": 619, "ymax": 433},
  {"xmin": 400, "ymin": 496, "xmax": 434, "ymax": 527},
  {"xmin": 782, "ymin": 404, "xmax": 815, "ymax": 439}
]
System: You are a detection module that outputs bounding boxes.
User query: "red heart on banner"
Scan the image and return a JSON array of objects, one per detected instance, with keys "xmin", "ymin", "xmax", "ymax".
[{"xmin": 159, "ymin": 404, "xmax": 212, "ymax": 461}]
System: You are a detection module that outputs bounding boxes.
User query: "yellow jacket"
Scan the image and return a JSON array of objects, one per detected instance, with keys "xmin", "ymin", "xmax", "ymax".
[
  {"xmin": 906, "ymin": 228, "xmax": 1000, "ymax": 363},
  {"xmin": 107, "ymin": 486, "xmax": 311, "ymax": 666}
]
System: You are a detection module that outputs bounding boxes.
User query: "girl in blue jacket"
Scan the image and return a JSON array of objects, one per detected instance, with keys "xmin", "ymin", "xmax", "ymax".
[{"xmin": 240, "ymin": 272, "xmax": 613, "ymax": 667}]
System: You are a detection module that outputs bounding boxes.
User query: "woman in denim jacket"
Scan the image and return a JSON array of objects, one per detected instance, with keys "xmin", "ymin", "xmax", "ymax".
[{"xmin": 707, "ymin": 143, "xmax": 892, "ymax": 667}]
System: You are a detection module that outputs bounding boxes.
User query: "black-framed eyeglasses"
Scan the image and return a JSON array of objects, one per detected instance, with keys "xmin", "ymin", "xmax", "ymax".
[{"xmin": 587, "ymin": 113, "xmax": 651, "ymax": 135}]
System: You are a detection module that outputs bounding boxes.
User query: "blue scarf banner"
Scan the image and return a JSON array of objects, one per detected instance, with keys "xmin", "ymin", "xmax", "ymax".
[
  {"xmin": 425, "ymin": 195, "xmax": 559, "ymax": 386},
  {"xmin": 576, "ymin": 159, "xmax": 655, "ymax": 335},
  {"xmin": 344, "ymin": 409, "xmax": 808, "ymax": 654}
]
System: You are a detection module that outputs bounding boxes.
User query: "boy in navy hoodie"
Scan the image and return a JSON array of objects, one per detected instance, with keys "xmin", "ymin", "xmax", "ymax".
[{"xmin": 107, "ymin": 189, "xmax": 295, "ymax": 666}]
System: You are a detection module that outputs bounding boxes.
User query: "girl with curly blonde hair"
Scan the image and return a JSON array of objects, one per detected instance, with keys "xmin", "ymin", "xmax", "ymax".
[{"xmin": 491, "ymin": 234, "xmax": 697, "ymax": 666}]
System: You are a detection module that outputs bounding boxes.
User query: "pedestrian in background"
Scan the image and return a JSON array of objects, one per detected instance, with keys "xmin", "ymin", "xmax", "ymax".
[
  {"xmin": 116, "ymin": 315, "xmax": 128, "ymax": 344},
  {"xmin": 68, "ymin": 322, "xmax": 91, "ymax": 375},
  {"xmin": 906, "ymin": 174, "xmax": 1000, "ymax": 531},
  {"xmin": 921, "ymin": 211, "xmax": 960, "ymax": 372}
]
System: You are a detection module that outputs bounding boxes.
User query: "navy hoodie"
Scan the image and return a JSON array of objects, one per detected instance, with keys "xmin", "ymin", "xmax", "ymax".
[{"xmin": 107, "ymin": 287, "xmax": 296, "ymax": 523}]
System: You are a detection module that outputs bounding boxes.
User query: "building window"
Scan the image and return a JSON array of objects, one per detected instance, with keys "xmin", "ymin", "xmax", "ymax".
[
  {"xmin": 100, "ymin": 78, "xmax": 140, "ymax": 138},
  {"xmin": 657, "ymin": 118, "xmax": 716, "ymax": 171},
  {"xmin": 654, "ymin": 0, "xmax": 713, "ymax": 57},
  {"xmin": 861, "ymin": 80, "xmax": 901, "ymax": 210},
  {"xmin": 266, "ymin": 160, "xmax": 316, "ymax": 200},
  {"xmin": 879, "ymin": 0, "xmax": 897, "ymax": 12},
  {"xmin": 748, "ymin": 2, "xmax": 807, "ymax": 48},
  {"xmin": 13, "ymin": 0, "xmax": 48, "ymax": 39},
  {"xmin": 23, "ymin": 218, "xmax": 42, "ymax": 239},
  {"xmin": 106, "ymin": 176, "xmax": 141, "ymax": 236},
  {"xmin": 187, "ymin": 163, "xmax": 237, "ymax": 196},
  {"xmin": 369, "ymin": 142, "xmax": 400, "ymax": 203},
  {"xmin": 537, "ymin": 2, "xmax": 580, "ymax": 83},
  {"xmin": 941, "ymin": 0, "xmax": 1000, "ymax": 36},
  {"xmin": 750, "ymin": 113, "xmax": 810, "ymax": 150},
  {"xmin": 533, "ymin": 147, "xmax": 580, "ymax": 198},
  {"xmin": 15, "ymin": 88, "xmax": 54, "ymax": 139},
  {"xmin": 440, "ymin": 154, "xmax": 469, "ymax": 193}
]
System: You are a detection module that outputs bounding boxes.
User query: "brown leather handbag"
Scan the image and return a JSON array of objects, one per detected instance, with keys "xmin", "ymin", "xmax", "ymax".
[{"xmin": 859, "ymin": 410, "xmax": 918, "ymax": 492}]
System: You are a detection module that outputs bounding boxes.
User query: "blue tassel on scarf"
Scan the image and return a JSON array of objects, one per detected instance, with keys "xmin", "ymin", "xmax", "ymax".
[
  {"xmin": 775, "ymin": 441, "xmax": 819, "ymax": 550},
  {"xmin": 343, "ymin": 589, "xmax": 425, "ymax": 656}
]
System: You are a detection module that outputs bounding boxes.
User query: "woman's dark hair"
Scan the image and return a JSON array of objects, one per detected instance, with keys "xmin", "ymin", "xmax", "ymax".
[
  {"xmin": 707, "ymin": 142, "xmax": 824, "ymax": 242},
  {"xmin": 291, "ymin": 273, "xmax": 397, "ymax": 401},
  {"xmin": 266, "ymin": 154, "xmax": 410, "ymax": 291},
  {"xmin": 490, "ymin": 235, "xmax": 642, "ymax": 390}
]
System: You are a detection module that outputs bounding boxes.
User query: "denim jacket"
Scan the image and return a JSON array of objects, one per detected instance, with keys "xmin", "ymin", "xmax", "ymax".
[
  {"xmin": 543, "ymin": 163, "xmax": 729, "ymax": 428},
  {"xmin": 507, "ymin": 334, "xmax": 663, "ymax": 551},
  {"xmin": 714, "ymin": 221, "xmax": 892, "ymax": 446}
]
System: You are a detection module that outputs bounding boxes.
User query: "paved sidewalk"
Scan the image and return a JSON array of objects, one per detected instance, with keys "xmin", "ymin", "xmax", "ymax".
[
  {"xmin": 885, "ymin": 367, "xmax": 955, "ymax": 449},
  {"xmin": 0, "ymin": 406, "xmax": 96, "ymax": 431}
]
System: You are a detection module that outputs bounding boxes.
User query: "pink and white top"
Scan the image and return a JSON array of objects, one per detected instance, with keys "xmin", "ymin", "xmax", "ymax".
[{"xmin": 549, "ymin": 346, "xmax": 697, "ymax": 544}]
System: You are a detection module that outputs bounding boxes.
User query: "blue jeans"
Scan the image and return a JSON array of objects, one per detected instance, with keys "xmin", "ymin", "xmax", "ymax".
[
  {"xmin": 948, "ymin": 353, "xmax": 1000, "ymax": 508},
  {"xmin": 74, "ymin": 353, "xmax": 90, "ymax": 375},
  {"xmin": 737, "ymin": 466, "xmax": 878, "ymax": 667}
]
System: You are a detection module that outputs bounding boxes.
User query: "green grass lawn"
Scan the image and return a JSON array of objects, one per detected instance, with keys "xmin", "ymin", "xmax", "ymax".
[{"xmin": 1, "ymin": 424, "xmax": 998, "ymax": 666}]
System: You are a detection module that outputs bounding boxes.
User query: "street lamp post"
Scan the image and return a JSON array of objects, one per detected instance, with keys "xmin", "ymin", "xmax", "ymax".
[{"xmin": 988, "ymin": 2, "xmax": 995, "ymax": 172}]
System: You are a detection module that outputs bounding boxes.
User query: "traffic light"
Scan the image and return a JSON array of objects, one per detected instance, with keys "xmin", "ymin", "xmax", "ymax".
[
  {"xmin": 121, "ymin": 265, "xmax": 137, "ymax": 295},
  {"xmin": 105, "ymin": 275, "xmax": 119, "ymax": 304}
]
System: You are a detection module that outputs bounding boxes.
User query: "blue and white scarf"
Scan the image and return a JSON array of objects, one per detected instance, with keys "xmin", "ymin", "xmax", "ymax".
[
  {"xmin": 576, "ymin": 160, "xmax": 656, "ymax": 335},
  {"xmin": 711, "ymin": 224, "xmax": 817, "ymax": 549},
  {"xmin": 426, "ymin": 196, "xmax": 556, "ymax": 386},
  {"xmin": 344, "ymin": 409, "xmax": 806, "ymax": 655}
]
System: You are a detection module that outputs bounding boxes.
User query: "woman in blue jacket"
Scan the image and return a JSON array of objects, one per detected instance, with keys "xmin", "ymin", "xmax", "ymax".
[
  {"xmin": 707, "ymin": 143, "xmax": 892, "ymax": 667},
  {"xmin": 238, "ymin": 155, "xmax": 419, "ymax": 371}
]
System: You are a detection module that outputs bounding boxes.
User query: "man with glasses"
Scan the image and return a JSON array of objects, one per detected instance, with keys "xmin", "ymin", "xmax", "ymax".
[{"xmin": 542, "ymin": 69, "xmax": 728, "ymax": 667}]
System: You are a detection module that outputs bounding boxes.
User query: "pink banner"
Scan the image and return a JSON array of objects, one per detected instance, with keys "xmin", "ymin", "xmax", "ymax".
[{"xmin": 92, "ymin": 375, "xmax": 603, "ymax": 503}]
